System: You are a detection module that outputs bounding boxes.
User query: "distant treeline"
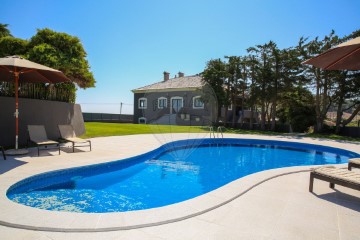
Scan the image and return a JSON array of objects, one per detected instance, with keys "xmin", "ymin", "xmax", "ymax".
[{"xmin": 202, "ymin": 30, "xmax": 360, "ymax": 134}]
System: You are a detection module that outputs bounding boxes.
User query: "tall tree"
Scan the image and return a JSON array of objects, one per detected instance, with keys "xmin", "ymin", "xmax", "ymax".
[
  {"xmin": 201, "ymin": 29, "xmax": 360, "ymax": 135},
  {"xmin": 203, "ymin": 57, "xmax": 248, "ymax": 127},
  {"xmin": 202, "ymin": 59, "xmax": 228, "ymax": 122},
  {"xmin": 238, "ymin": 56, "xmax": 249, "ymax": 126},
  {"xmin": 248, "ymin": 42, "xmax": 274, "ymax": 130},
  {"xmin": 27, "ymin": 28, "xmax": 95, "ymax": 88},
  {"xmin": 301, "ymin": 30, "xmax": 360, "ymax": 133},
  {"xmin": 272, "ymin": 46, "xmax": 305, "ymax": 131},
  {"xmin": 277, "ymin": 87, "xmax": 316, "ymax": 132},
  {"xmin": 0, "ymin": 23, "xmax": 27, "ymax": 57},
  {"xmin": 332, "ymin": 68, "xmax": 360, "ymax": 133},
  {"xmin": 245, "ymin": 55, "xmax": 260, "ymax": 129},
  {"xmin": 0, "ymin": 23, "xmax": 12, "ymax": 38},
  {"xmin": 332, "ymin": 30, "xmax": 360, "ymax": 133},
  {"xmin": 269, "ymin": 42, "xmax": 280, "ymax": 131},
  {"xmin": 300, "ymin": 31, "xmax": 340, "ymax": 133},
  {"xmin": 0, "ymin": 37, "xmax": 28, "ymax": 57},
  {"xmin": 225, "ymin": 56, "xmax": 244, "ymax": 127}
]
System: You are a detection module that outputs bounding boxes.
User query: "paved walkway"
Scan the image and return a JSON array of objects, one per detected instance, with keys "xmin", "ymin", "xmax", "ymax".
[{"xmin": 0, "ymin": 134, "xmax": 359, "ymax": 239}]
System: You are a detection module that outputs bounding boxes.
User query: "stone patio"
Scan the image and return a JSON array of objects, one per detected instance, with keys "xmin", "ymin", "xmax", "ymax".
[{"xmin": 0, "ymin": 134, "xmax": 359, "ymax": 239}]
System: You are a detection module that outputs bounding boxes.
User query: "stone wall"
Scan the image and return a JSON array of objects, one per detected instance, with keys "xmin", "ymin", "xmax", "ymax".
[
  {"xmin": 83, "ymin": 113, "xmax": 133, "ymax": 123},
  {"xmin": 0, "ymin": 97, "xmax": 85, "ymax": 147}
]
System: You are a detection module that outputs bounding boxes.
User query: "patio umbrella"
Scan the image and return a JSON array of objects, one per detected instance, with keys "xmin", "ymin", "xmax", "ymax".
[
  {"xmin": 0, "ymin": 55, "xmax": 69, "ymax": 152},
  {"xmin": 303, "ymin": 36, "xmax": 360, "ymax": 70}
]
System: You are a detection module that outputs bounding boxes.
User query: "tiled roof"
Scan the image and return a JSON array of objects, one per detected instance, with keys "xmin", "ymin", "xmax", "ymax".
[{"xmin": 132, "ymin": 75, "xmax": 205, "ymax": 92}]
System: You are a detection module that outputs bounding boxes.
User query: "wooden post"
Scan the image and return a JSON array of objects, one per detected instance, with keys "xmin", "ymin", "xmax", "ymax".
[{"xmin": 14, "ymin": 71, "xmax": 19, "ymax": 149}]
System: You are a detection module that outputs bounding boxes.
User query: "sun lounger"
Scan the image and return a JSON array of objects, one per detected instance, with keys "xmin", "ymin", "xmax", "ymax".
[
  {"xmin": 309, "ymin": 166, "xmax": 360, "ymax": 192},
  {"xmin": 27, "ymin": 125, "xmax": 60, "ymax": 156},
  {"xmin": 348, "ymin": 158, "xmax": 360, "ymax": 170},
  {"xmin": 1, "ymin": 146, "xmax": 6, "ymax": 160},
  {"xmin": 58, "ymin": 125, "xmax": 91, "ymax": 152}
]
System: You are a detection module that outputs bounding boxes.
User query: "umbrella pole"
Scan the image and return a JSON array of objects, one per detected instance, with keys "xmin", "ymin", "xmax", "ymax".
[
  {"xmin": 5, "ymin": 71, "xmax": 28, "ymax": 156},
  {"xmin": 15, "ymin": 72, "xmax": 19, "ymax": 150}
]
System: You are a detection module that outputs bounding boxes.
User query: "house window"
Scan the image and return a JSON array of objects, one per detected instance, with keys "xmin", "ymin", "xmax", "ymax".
[
  {"xmin": 138, "ymin": 117, "xmax": 147, "ymax": 124},
  {"xmin": 228, "ymin": 104, "xmax": 232, "ymax": 111},
  {"xmin": 193, "ymin": 96, "xmax": 204, "ymax": 109},
  {"xmin": 170, "ymin": 97, "xmax": 183, "ymax": 114},
  {"xmin": 158, "ymin": 97, "xmax": 167, "ymax": 109},
  {"xmin": 138, "ymin": 98, "xmax": 147, "ymax": 109}
]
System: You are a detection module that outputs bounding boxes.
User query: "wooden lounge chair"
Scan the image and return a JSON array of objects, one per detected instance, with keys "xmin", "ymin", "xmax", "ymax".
[
  {"xmin": 1, "ymin": 146, "xmax": 6, "ymax": 160},
  {"xmin": 27, "ymin": 125, "xmax": 60, "ymax": 156},
  {"xmin": 309, "ymin": 166, "xmax": 360, "ymax": 192},
  {"xmin": 348, "ymin": 158, "xmax": 360, "ymax": 170},
  {"xmin": 58, "ymin": 125, "xmax": 91, "ymax": 152}
]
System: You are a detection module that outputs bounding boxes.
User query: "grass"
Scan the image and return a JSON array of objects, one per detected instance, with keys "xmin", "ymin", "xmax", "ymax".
[
  {"xmin": 82, "ymin": 122, "xmax": 208, "ymax": 138},
  {"xmin": 82, "ymin": 122, "xmax": 360, "ymax": 142},
  {"xmin": 305, "ymin": 133, "xmax": 360, "ymax": 142}
]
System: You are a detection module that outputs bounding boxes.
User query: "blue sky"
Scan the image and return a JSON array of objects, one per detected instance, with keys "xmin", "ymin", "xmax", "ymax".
[{"xmin": 1, "ymin": 0, "xmax": 360, "ymax": 114}]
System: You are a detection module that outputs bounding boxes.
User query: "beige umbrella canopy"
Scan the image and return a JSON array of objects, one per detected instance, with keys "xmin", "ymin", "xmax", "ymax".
[
  {"xmin": 0, "ymin": 55, "xmax": 69, "ymax": 152},
  {"xmin": 303, "ymin": 36, "xmax": 360, "ymax": 70}
]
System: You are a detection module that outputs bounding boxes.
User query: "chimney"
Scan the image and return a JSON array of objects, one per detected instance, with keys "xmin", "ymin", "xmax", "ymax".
[
  {"xmin": 178, "ymin": 71, "xmax": 184, "ymax": 78},
  {"xmin": 163, "ymin": 71, "xmax": 170, "ymax": 81}
]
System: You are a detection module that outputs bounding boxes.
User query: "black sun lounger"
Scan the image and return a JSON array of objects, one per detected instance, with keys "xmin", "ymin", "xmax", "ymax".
[
  {"xmin": 58, "ymin": 125, "xmax": 91, "ymax": 152},
  {"xmin": 27, "ymin": 125, "xmax": 60, "ymax": 156}
]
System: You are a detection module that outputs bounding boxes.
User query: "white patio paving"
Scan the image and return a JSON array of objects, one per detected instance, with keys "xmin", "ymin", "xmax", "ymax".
[{"xmin": 0, "ymin": 133, "xmax": 359, "ymax": 240}]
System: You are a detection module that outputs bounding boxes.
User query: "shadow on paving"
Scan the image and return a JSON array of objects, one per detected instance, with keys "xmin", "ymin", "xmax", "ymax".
[
  {"xmin": 0, "ymin": 158, "xmax": 27, "ymax": 174},
  {"xmin": 60, "ymin": 146, "xmax": 88, "ymax": 154},
  {"xmin": 313, "ymin": 190, "xmax": 360, "ymax": 212}
]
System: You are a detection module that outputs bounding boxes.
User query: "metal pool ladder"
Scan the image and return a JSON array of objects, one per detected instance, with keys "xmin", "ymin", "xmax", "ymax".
[
  {"xmin": 209, "ymin": 126, "xmax": 224, "ymax": 139},
  {"xmin": 217, "ymin": 126, "xmax": 224, "ymax": 139}
]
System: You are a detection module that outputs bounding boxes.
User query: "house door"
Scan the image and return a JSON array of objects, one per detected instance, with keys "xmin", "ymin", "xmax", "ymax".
[{"xmin": 171, "ymin": 97, "xmax": 183, "ymax": 114}]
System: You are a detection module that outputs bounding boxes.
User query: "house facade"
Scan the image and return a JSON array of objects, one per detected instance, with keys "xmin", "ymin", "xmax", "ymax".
[{"xmin": 132, "ymin": 72, "xmax": 217, "ymax": 126}]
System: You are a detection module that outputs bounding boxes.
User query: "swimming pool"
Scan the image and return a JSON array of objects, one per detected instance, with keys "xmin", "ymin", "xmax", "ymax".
[{"xmin": 7, "ymin": 138, "xmax": 359, "ymax": 213}]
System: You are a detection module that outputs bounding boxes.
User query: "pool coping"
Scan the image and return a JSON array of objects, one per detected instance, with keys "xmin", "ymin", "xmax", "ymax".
[{"xmin": 0, "ymin": 134, "xmax": 359, "ymax": 232}]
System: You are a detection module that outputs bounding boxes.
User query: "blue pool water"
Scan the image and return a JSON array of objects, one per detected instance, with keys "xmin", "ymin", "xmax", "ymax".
[{"xmin": 7, "ymin": 139, "xmax": 359, "ymax": 213}]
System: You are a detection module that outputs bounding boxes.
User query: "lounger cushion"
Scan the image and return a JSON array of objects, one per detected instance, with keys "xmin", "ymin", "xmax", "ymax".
[
  {"xmin": 349, "ymin": 158, "xmax": 360, "ymax": 165},
  {"xmin": 64, "ymin": 137, "xmax": 88, "ymax": 143},
  {"xmin": 34, "ymin": 140, "xmax": 59, "ymax": 145},
  {"xmin": 314, "ymin": 166, "xmax": 360, "ymax": 184}
]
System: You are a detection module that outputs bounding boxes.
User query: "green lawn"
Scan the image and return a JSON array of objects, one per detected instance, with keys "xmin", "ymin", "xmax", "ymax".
[
  {"xmin": 82, "ymin": 122, "xmax": 208, "ymax": 138},
  {"xmin": 82, "ymin": 122, "xmax": 360, "ymax": 142}
]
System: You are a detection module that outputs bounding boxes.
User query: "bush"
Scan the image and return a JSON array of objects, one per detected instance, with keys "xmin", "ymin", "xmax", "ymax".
[
  {"xmin": 0, "ymin": 82, "xmax": 76, "ymax": 103},
  {"xmin": 277, "ymin": 103, "xmax": 316, "ymax": 133},
  {"xmin": 289, "ymin": 105, "xmax": 316, "ymax": 132}
]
